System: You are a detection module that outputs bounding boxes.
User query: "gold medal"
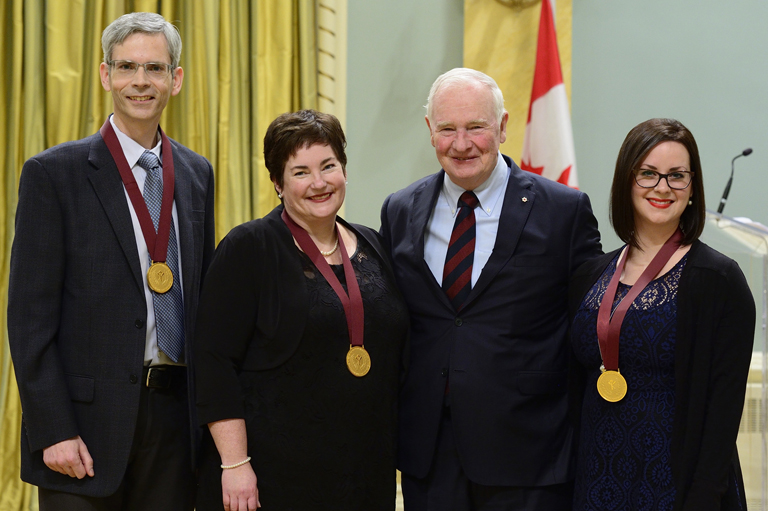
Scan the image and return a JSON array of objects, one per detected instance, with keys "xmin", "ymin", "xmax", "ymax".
[
  {"xmin": 346, "ymin": 346, "xmax": 371, "ymax": 377},
  {"xmin": 147, "ymin": 262, "xmax": 173, "ymax": 294},
  {"xmin": 597, "ymin": 369, "xmax": 627, "ymax": 402}
]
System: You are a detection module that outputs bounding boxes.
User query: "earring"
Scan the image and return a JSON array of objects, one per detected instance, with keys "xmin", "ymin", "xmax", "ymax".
[
  {"xmin": 277, "ymin": 191, "xmax": 283, "ymax": 199},
  {"xmin": 345, "ymin": 181, "xmax": 348, "ymax": 185},
  {"xmin": 688, "ymin": 199, "xmax": 692, "ymax": 206}
]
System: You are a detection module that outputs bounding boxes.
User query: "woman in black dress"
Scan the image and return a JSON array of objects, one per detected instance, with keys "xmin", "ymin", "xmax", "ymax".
[
  {"xmin": 569, "ymin": 118, "xmax": 755, "ymax": 510},
  {"xmin": 194, "ymin": 110, "xmax": 408, "ymax": 511}
]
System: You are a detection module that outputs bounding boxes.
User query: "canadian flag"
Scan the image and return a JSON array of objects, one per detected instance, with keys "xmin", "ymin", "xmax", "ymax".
[{"xmin": 520, "ymin": 0, "xmax": 578, "ymax": 188}]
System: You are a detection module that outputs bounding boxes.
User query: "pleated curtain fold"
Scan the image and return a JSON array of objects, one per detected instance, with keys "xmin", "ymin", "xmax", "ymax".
[{"xmin": 0, "ymin": 1, "xmax": 318, "ymax": 508}]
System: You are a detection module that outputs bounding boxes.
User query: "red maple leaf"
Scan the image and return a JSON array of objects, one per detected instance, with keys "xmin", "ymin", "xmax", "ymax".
[{"xmin": 520, "ymin": 159, "xmax": 544, "ymax": 175}]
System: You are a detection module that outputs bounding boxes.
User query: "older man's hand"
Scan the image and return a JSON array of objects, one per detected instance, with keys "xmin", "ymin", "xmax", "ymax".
[{"xmin": 42, "ymin": 435, "xmax": 95, "ymax": 479}]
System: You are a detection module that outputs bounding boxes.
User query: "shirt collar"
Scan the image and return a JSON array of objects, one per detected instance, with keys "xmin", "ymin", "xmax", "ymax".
[
  {"xmin": 109, "ymin": 115, "xmax": 162, "ymax": 169},
  {"xmin": 441, "ymin": 151, "xmax": 508, "ymax": 217}
]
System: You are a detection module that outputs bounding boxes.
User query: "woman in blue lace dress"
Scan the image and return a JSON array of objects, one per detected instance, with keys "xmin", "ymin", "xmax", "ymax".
[{"xmin": 569, "ymin": 118, "xmax": 755, "ymax": 511}]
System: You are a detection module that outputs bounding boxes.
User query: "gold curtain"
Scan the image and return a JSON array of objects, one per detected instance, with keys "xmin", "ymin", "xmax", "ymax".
[
  {"xmin": 0, "ymin": 1, "xmax": 317, "ymax": 508},
  {"xmin": 464, "ymin": 0, "xmax": 573, "ymax": 162}
]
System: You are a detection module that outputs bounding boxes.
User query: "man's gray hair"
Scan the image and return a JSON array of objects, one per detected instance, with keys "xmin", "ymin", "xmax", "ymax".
[
  {"xmin": 425, "ymin": 68, "xmax": 506, "ymax": 123},
  {"xmin": 102, "ymin": 12, "xmax": 182, "ymax": 69}
]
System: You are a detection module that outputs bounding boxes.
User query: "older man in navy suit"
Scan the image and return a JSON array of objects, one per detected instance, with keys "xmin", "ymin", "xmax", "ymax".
[
  {"xmin": 8, "ymin": 12, "xmax": 215, "ymax": 511},
  {"xmin": 380, "ymin": 68, "xmax": 602, "ymax": 510}
]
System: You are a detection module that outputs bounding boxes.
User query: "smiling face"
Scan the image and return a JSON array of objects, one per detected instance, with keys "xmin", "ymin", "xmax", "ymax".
[
  {"xmin": 632, "ymin": 141, "xmax": 692, "ymax": 236},
  {"xmin": 99, "ymin": 32, "xmax": 183, "ymax": 143},
  {"xmin": 426, "ymin": 81, "xmax": 508, "ymax": 190},
  {"xmin": 276, "ymin": 143, "xmax": 346, "ymax": 231}
]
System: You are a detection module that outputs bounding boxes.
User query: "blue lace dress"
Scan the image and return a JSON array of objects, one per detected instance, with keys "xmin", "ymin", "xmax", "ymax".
[{"xmin": 571, "ymin": 251, "xmax": 688, "ymax": 511}]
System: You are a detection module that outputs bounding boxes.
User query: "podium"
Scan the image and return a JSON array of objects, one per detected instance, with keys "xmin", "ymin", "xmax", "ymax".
[{"xmin": 704, "ymin": 209, "xmax": 768, "ymax": 510}]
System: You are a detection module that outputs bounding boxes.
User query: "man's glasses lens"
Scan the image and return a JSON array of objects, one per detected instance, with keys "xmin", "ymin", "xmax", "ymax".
[{"xmin": 110, "ymin": 60, "xmax": 172, "ymax": 79}]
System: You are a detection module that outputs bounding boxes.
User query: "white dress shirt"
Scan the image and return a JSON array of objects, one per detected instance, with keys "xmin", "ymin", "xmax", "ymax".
[
  {"xmin": 110, "ymin": 116, "xmax": 185, "ymax": 366},
  {"xmin": 424, "ymin": 151, "xmax": 510, "ymax": 288}
]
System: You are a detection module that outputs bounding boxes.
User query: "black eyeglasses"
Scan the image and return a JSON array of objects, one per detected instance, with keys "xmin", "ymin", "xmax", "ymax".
[
  {"xmin": 108, "ymin": 60, "xmax": 173, "ymax": 80},
  {"xmin": 633, "ymin": 169, "xmax": 693, "ymax": 190}
]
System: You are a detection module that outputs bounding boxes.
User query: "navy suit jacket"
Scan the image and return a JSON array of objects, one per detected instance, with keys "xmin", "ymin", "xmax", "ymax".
[
  {"xmin": 380, "ymin": 155, "xmax": 601, "ymax": 486},
  {"xmin": 7, "ymin": 129, "xmax": 215, "ymax": 497}
]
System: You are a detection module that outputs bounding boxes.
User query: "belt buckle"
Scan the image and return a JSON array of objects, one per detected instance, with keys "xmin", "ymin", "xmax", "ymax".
[{"xmin": 146, "ymin": 367, "xmax": 170, "ymax": 388}]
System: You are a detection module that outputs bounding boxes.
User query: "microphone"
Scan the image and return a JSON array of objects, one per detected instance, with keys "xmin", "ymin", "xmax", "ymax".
[{"xmin": 717, "ymin": 148, "xmax": 753, "ymax": 214}]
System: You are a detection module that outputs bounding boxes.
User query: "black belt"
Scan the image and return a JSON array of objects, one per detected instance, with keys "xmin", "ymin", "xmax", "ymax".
[{"xmin": 143, "ymin": 365, "xmax": 186, "ymax": 389}]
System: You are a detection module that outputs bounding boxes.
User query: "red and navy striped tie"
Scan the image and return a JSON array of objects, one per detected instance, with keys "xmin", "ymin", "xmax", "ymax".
[{"xmin": 443, "ymin": 191, "xmax": 479, "ymax": 310}]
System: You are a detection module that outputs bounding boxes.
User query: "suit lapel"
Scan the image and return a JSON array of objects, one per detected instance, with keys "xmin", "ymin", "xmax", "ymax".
[
  {"xmin": 465, "ymin": 157, "xmax": 535, "ymax": 306},
  {"xmin": 410, "ymin": 171, "xmax": 454, "ymax": 308},
  {"xmin": 170, "ymin": 142, "xmax": 197, "ymax": 316},
  {"xmin": 86, "ymin": 135, "xmax": 145, "ymax": 294}
]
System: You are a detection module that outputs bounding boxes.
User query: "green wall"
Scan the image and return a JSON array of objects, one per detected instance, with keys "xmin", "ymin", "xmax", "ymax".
[
  {"xmin": 345, "ymin": 0, "xmax": 464, "ymax": 228},
  {"xmin": 346, "ymin": 0, "xmax": 768, "ymax": 245},
  {"xmin": 572, "ymin": 0, "xmax": 768, "ymax": 250},
  {"xmin": 571, "ymin": 2, "xmax": 768, "ymax": 351}
]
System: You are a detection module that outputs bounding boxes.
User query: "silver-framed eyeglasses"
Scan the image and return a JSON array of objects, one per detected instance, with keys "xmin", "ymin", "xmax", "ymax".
[
  {"xmin": 108, "ymin": 60, "xmax": 173, "ymax": 80},
  {"xmin": 633, "ymin": 169, "xmax": 693, "ymax": 190}
]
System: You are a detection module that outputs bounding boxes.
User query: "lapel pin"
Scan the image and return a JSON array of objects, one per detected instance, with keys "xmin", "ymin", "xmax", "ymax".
[{"xmin": 521, "ymin": 197, "xmax": 528, "ymax": 203}]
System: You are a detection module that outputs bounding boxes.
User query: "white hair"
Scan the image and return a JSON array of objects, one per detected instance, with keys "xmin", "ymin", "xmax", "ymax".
[{"xmin": 425, "ymin": 68, "xmax": 505, "ymax": 123}]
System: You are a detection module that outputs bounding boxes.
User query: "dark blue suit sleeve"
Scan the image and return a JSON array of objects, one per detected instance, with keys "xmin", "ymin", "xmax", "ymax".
[
  {"xmin": 379, "ymin": 193, "xmax": 394, "ymax": 253},
  {"xmin": 568, "ymin": 191, "xmax": 602, "ymax": 273},
  {"xmin": 201, "ymin": 160, "xmax": 216, "ymax": 282},
  {"xmin": 8, "ymin": 157, "xmax": 80, "ymax": 452}
]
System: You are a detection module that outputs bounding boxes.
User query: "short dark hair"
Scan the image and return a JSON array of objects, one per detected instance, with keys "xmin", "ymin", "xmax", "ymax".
[
  {"xmin": 263, "ymin": 110, "xmax": 347, "ymax": 193},
  {"xmin": 610, "ymin": 118, "xmax": 705, "ymax": 248}
]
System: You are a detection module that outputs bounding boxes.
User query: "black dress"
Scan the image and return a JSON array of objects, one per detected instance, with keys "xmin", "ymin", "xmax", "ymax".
[
  {"xmin": 198, "ymin": 236, "xmax": 408, "ymax": 511},
  {"xmin": 568, "ymin": 242, "xmax": 755, "ymax": 511},
  {"xmin": 571, "ymin": 252, "xmax": 687, "ymax": 511}
]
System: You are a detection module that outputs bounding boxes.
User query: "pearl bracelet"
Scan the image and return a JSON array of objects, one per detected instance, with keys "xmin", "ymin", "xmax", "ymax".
[{"xmin": 221, "ymin": 456, "xmax": 252, "ymax": 470}]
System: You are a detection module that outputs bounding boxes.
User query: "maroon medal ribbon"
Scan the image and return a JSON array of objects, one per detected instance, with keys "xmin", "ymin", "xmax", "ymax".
[
  {"xmin": 100, "ymin": 118, "xmax": 175, "ymax": 264},
  {"xmin": 281, "ymin": 209, "xmax": 364, "ymax": 347},
  {"xmin": 596, "ymin": 228, "xmax": 683, "ymax": 371}
]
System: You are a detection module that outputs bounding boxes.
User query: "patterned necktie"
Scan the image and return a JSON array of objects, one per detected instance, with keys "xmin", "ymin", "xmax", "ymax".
[
  {"xmin": 442, "ymin": 191, "xmax": 479, "ymax": 310},
  {"xmin": 137, "ymin": 150, "xmax": 185, "ymax": 363}
]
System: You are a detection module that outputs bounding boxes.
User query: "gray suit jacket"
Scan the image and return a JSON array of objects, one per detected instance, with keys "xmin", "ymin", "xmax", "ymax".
[{"xmin": 7, "ymin": 129, "xmax": 215, "ymax": 497}]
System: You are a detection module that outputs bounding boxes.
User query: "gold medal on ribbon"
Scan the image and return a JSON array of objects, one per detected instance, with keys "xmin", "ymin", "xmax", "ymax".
[
  {"xmin": 346, "ymin": 345, "xmax": 371, "ymax": 377},
  {"xmin": 147, "ymin": 261, "xmax": 173, "ymax": 294},
  {"xmin": 597, "ymin": 369, "xmax": 627, "ymax": 402}
]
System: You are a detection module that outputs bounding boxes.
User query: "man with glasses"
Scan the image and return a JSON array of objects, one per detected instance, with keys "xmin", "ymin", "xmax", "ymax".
[{"xmin": 8, "ymin": 12, "xmax": 215, "ymax": 510}]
